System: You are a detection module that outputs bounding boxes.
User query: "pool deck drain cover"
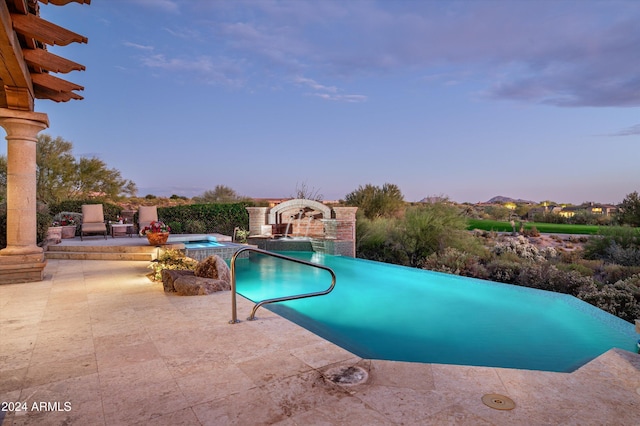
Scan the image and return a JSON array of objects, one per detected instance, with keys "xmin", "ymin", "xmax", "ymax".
[
  {"xmin": 324, "ymin": 366, "xmax": 368, "ymax": 386},
  {"xmin": 482, "ymin": 394, "xmax": 516, "ymax": 410}
]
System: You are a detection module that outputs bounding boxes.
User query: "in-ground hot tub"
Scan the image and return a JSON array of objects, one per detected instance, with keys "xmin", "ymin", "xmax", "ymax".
[{"xmin": 167, "ymin": 234, "xmax": 249, "ymax": 261}]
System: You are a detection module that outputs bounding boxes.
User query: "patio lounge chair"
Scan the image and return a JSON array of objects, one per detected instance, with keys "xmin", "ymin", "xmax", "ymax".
[
  {"xmin": 138, "ymin": 206, "xmax": 158, "ymax": 236},
  {"xmin": 81, "ymin": 204, "xmax": 107, "ymax": 240}
]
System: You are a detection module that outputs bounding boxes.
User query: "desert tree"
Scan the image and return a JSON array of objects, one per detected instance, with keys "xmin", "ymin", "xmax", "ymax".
[
  {"xmin": 193, "ymin": 185, "xmax": 246, "ymax": 203},
  {"xmin": 0, "ymin": 134, "xmax": 137, "ymax": 204},
  {"xmin": 617, "ymin": 191, "xmax": 640, "ymax": 227},
  {"xmin": 344, "ymin": 183, "xmax": 405, "ymax": 219}
]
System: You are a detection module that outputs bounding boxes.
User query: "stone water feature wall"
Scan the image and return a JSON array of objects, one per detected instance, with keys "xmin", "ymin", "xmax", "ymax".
[{"xmin": 246, "ymin": 200, "xmax": 357, "ymax": 257}]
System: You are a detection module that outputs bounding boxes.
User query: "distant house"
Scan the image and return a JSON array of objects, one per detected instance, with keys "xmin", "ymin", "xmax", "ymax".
[
  {"xmin": 527, "ymin": 204, "xmax": 562, "ymax": 219},
  {"xmin": 559, "ymin": 203, "xmax": 618, "ymax": 218}
]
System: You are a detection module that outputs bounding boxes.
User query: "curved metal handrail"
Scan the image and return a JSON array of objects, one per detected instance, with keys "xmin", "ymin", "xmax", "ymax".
[{"xmin": 229, "ymin": 246, "xmax": 336, "ymax": 323}]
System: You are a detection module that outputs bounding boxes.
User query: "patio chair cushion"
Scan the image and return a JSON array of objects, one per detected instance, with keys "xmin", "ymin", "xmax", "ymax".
[
  {"xmin": 82, "ymin": 204, "xmax": 104, "ymax": 223},
  {"xmin": 138, "ymin": 206, "xmax": 158, "ymax": 229},
  {"xmin": 82, "ymin": 222, "xmax": 107, "ymax": 232}
]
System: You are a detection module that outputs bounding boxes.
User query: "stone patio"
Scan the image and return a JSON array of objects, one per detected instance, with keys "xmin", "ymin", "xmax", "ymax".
[{"xmin": 1, "ymin": 258, "xmax": 639, "ymax": 425}]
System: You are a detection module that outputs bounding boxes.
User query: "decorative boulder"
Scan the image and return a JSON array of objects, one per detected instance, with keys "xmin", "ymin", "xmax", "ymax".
[
  {"xmin": 173, "ymin": 276, "xmax": 230, "ymax": 296},
  {"xmin": 161, "ymin": 269, "xmax": 194, "ymax": 293},
  {"xmin": 194, "ymin": 255, "xmax": 231, "ymax": 283},
  {"xmin": 160, "ymin": 255, "xmax": 231, "ymax": 296}
]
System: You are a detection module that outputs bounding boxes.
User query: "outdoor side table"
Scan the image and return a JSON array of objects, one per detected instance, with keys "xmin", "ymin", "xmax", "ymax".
[{"xmin": 111, "ymin": 223, "xmax": 133, "ymax": 238}]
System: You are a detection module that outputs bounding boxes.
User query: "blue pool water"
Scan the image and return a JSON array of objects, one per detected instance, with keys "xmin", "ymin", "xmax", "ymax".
[
  {"xmin": 183, "ymin": 240, "xmax": 223, "ymax": 249},
  {"xmin": 233, "ymin": 252, "xmax": 637, "ymax": 372}
]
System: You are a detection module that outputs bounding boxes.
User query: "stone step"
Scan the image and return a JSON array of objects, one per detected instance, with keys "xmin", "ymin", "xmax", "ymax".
[
  {"xmin": 45, "ymin": 242, "xmax": 164, "ymax": 261},
  {"xmin": 47, "ymin": 244, "xmax": 158, "ymax": 254},
  {"xmin": 45, "ymin": 251, "xmax": 154, "ymax": 261}
]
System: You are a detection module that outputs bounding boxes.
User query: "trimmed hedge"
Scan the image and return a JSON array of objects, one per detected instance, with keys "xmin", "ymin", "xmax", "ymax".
[
  {"xmin": 148, "ymin": 203, "xmax": 250, "ymax": 236},
  {"xmin": 49, "ymin": 199, "xmax": 122, "ymax": 221}
]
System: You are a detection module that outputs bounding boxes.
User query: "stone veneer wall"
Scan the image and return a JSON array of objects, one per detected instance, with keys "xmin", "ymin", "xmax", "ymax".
[
  {"xmin": 332, "ymin": 207, "xmax": 357, "ymax": 256},
  {"xmin": 322, "ymin": 240, "xmax": 356, "ymax": 257},
  {"xmin": 245, "ymin": 203, "xmax": 357, "ymax": 258}
]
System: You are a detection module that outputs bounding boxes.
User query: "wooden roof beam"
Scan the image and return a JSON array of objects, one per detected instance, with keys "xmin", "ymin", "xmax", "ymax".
[
  {"xmin": 39, "ymin": 0, "xmax": 91, "ymax": 5},
  {"xmin": 31, "ymin": 72, "xmax": 82, "ymax": 92},
  {"xmin": 11, "ymin": 12, "xmax": 88, "ymax": 46},
  {"xmin": 0, "ymin": 0, "xmax": 34, "ymax": 109},
  {"xmin": 33, "ymin": 84, "xmax": 82, "ymax": 102},
  {"xmin": 23, "ymin": 48, "xmax": 85, "ymax": 73}
]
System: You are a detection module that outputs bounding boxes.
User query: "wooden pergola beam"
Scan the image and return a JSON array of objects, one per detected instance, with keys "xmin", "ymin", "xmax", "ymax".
[
  {"xmin": 0, "ymin": 0, "xmax": 33, "ymax": 109},
  {"xmin": 11, "ymin": 12, "xmax": 88, "ymax": 46},
  {"xmin": 39, "ymin": 0, "xmax": 91, "ymax": 5},
  {"xmin": 23, "ymin": 48, "xmax": 85, "ymax": 73},
  {"xmin": 31, "ymin": 71, "xmax": 83, "ymax": 92},
  {"xmin": 33, "ymin": 84, "xmax": 82, "ymax": 101}
]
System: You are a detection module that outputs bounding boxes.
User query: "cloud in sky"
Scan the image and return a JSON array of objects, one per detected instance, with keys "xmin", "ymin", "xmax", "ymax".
[
  {"xmin": 609, "ymin": 124, "xmax": 640, "ymax": 137},
  {"xmin": 127, "ymin": 1, "xmax": 640, "ymax": 107},
  {"xmin": 122, "ymin": 0, "xmax": 639, "ymax": 108},
  {"xmin": 293, "ymin": 76, "xmax": 367, "ymax": 103},
  {"xmin": 131, "ymin": 0, "xmax": 179, "ymax": 14},
  {"xmin": 123, "ymin": 42, "xmax": 154, "ymax": 51}
]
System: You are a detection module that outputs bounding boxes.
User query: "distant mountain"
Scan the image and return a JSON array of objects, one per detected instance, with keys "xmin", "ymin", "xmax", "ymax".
[{"xmin": 486, "ymin": 196, "xmax": 535, "ymax": 204}]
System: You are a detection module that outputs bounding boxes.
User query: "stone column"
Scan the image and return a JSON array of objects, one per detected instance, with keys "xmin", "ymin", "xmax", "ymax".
[
  {"xmin": 0, "ymin": 109, "xmax": 49, "ymax": 283},
  {"xmin": 333, "ymin": 207, "xmax": 358, "ymax": 240},
  {"xmin": 332, "ymin": 207, "xmax": 358, "ymax": 257},
  {"xmin": 246, "ymin": 206, "xmax": 269, "ymax": 236}
]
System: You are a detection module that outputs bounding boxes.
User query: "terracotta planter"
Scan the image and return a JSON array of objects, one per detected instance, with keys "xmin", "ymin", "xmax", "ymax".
[
  {"xmin": 61, "ymin": 225, "xmax": 77, "ymax": 239},
  {"xmin": 146, "ymin": 232, "xmax": 169, "ymax": 245},
  {"xmin": 47, "ymin": 226, "xmax": 62, "ymax": 241}
]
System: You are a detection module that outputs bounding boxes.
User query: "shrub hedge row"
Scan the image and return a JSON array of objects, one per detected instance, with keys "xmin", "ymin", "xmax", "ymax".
[
  {"xmin": 49, "ymin": 199, "xmax": 122, "ymax": 221},
  {"xmin": 152, "ymin": 203, "xmax": 250, "ymax": 236}
]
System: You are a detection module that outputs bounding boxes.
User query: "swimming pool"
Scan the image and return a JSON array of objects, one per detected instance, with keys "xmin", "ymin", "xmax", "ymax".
[
  {"xmin": 233, "ymin": 251, "xmax": 637, "ymax": 372},
  {"xmin": 183, "ymin": 240, "xmax": 224, "ymax": 249}
]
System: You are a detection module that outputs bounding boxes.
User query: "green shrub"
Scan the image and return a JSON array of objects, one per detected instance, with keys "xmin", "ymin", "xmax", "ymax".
[
  {"xmin": 604, "ymin": 243, "xmax": 640, "ymax": 267},
  {"xmin": 36, "ymin": 212, "xmax": 50, "ymax": 245},
  {"xmin": 578, "ymin": 274, "xmax": 640, "ymax": 323},
  {"xmin": 421, "ymin": 247, "xmax": 488, "ymax": 279},
  {"xmin": 234, "ymin": 228, "xmax": 249, "ymax": 243},
  {"xmin": 491, "ymin": 235, "xmax": 554, "ymax": 261},
  {"xmin": 147, "ymin": 249, "xmax": 198, "ymax": 281},
  {"xmin": 48, "ymin": 199, "xmax": 122, "ymax": 221},
  {"xmin": 184, "ymin": 220, "xmax": 206, "ymax": 234},
  {"xmin": 356, "ymin": 217, "xmax": 405, "ymax": 263},
  {"xmin": 157, "ymin": 203, "xmax": 249, "ymax": 236},
  {"xmin": 584, "ymin": 226, "xmax": 640, "ymax": 263},
  {"xmin": 516, "ymin": 263, "xmax": 594, "ymax": 296},
  {"xmin": 597, "ymin": 264, "xmax": 640, "ymax": 285},
  {"xmin": 167, "ymin": 221, "xmax": 183, "ymax": 234},
  {"xmin": 555, "ymin": 262, "xmax": 595, "ymax": 277},
  {"xmin": 485, "ymin": 259, "xmax": 523, "ymax": 284}
]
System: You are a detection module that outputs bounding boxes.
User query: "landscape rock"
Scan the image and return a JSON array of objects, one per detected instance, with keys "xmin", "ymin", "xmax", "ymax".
[
  {"xmin": 173, "ymin": 275, "xmax": 230, "ymax": 296},
  {"xmin": 160, "ymin": 256, "xmax": 231, "ymax": 296},
  {"xmin": 161, "ymin": 269, "xmax": 195, "ymax": 293},
  {"xmin": 194, "ymin": 255, "xmax": 231, "ymax": 283}
]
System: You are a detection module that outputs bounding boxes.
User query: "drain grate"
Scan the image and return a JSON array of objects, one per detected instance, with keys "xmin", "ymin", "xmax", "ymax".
[
  {"xmin": 481, "ymin": 394, "xmax": 516, "ymax": 410},
  {"xmin": 324, "ymin": 366, "xmax": 368, "ymax": 386}
]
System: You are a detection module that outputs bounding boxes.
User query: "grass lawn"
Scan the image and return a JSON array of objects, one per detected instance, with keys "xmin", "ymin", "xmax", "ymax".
[{"xmin": 467, "ymin": 219, "xmax": 601, "ymax": 235}]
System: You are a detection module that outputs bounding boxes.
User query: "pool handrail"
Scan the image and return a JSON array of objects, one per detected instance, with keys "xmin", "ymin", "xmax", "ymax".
[{"xmin": 229, "ymin": 246, "xmax": 336, "ymax": 323}]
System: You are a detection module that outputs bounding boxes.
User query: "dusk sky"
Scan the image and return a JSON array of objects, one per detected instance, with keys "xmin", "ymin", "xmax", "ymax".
[{"xmin": 9, "ymin": 0, "xmax": 639, "ymax": 204}]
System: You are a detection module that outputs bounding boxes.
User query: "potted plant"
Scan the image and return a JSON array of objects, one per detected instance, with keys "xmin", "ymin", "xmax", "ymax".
[
  {"xmin": 47, "ymin": 222, "xmax": 63, "ymax": 242},
  {"xmin": 139, "ymin": 220, "xmax": 171, "ymax": 245},
  {"xmin": 57, "ymin": 215, "xmax": 78, "ymax": 239}
]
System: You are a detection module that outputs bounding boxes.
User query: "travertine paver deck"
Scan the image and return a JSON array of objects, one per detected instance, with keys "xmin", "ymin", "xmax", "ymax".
[{"xmin": 1, "ymin": 258, "xmax": 639, "ymax": 425}]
